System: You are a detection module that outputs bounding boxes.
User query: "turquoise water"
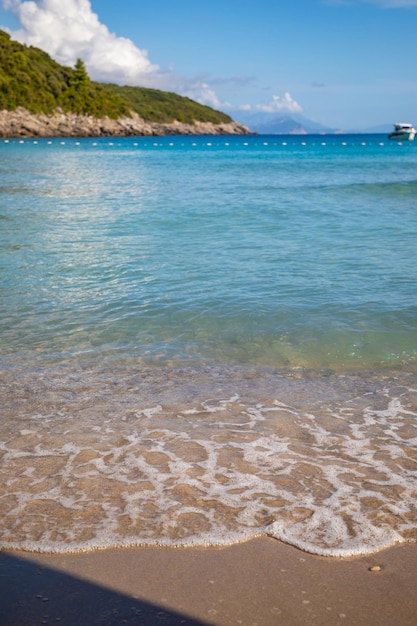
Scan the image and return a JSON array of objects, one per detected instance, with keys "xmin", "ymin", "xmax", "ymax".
[
  {"xmin": 1, "ymin": 135, "xmax": 417, "ymax": 370},
  {"xmin": 1, "ymin": 135, "xmax": 417, "ymax": 556}
]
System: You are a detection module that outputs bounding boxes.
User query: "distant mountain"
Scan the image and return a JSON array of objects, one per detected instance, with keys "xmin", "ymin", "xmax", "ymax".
[
  {"xmin": 232, "ymin": 111, "xmax": 341, "ymax": 135},
  {"xmin": 232, "ymin": 111, "xmax": 404, "ymax": 135}
]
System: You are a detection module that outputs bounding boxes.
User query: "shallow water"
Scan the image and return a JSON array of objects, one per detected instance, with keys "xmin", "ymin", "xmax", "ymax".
[{"xmin": 1, "ymin": 135, "xmax": 417, "ymax": 556}]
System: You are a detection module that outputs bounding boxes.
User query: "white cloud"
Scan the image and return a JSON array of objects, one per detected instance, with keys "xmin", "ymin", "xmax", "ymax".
[
  {"xmin": 220, "ymin": 93, "xmax": 303, "ymax": 115},
  {"xmin": 223, "ymin": 93, "xmax": 303, "ymax": 118},
  {"xmin": 1, "ymin": 0, "xmax": 161, "ymax": 86},
  {"xmin": 254, "ymin": 93, "xmax": 302, "ymax": 114},
  {"xmin": 179, "ymin": 81, "xmax": 232, "ymax": 110}
]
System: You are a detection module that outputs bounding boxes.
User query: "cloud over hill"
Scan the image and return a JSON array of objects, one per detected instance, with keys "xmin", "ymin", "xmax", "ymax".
[
  {"xmin": 2, "ymin": 0, "xmax": 161, "ymax": 85},
  {"xmin": 1, "ymin": 0, "xmax": 304, "ymax": 118}
]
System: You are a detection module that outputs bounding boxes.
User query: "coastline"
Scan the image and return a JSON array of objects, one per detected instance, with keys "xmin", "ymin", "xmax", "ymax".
[
  {"xmin": 0, "ymin": 107, "xmax": 251, "ymax": 138},
  {"xmin": 1, "ymin": 538, "xmax": 417, "ymax": 625}
]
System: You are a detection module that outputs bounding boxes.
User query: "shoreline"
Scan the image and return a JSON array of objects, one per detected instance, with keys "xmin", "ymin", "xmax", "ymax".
[
  {"xmin": 1, "ymin": 538, "xmax": 417, "ymax": 625},
  {"xmin": 0, "ymin": 107, "xmax": 251, "ymax": 138},
  {"xmin": 2, "ymin": 365, "xmax": 416, "ymax": 560}
]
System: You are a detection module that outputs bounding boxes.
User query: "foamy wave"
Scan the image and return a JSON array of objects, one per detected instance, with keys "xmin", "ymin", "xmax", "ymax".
[{"xmin": 1, "ymin": 367, "xmax": 417, "ymax": 556}]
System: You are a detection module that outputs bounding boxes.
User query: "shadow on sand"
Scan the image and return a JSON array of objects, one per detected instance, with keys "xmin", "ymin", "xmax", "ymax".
[{"xmin": 0, "ymin": 552, "xmax": 210, "ymax": 626}]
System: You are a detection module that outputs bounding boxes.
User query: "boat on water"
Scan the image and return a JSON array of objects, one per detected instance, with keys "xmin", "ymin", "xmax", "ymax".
[{"xmin": 388, "ymin": 123, "xmax": 416, "ymax": 141}]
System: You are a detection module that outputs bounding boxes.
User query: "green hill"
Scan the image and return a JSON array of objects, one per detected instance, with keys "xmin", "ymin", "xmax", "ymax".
[
  {"xmin": 107, "ymin": 84, "xmax": 231, "ymax": 125},
  {"xmin": 0, "ymin": 29, "xmax": 232, "ymax": 124}
]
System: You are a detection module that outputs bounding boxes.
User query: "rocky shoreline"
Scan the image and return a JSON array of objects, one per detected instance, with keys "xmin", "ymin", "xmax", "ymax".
[{"xmin": 0, "ymin": 107, "xmax": 251, "ymax": 138}]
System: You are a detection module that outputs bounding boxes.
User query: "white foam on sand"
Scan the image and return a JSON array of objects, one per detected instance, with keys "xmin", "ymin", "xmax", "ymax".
[{"xmin": 1, "ymin": 367, "xmax": 417, "ymax": 556}]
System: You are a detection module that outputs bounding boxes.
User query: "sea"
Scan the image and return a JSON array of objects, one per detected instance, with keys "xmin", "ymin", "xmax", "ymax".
[{"xmin": 1, "ymin": 134, "xmax": 416, "ymax": 557}]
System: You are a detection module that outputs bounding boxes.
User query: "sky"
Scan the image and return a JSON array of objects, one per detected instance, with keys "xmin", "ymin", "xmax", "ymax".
[{"xmin": 0, "ymin": 0, "xmax": 416, "ymax": 130}]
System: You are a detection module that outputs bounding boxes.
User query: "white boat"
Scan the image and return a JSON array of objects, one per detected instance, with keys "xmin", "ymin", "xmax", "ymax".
[{"xmin": 388, "ymin": 123, "xmax": 416, "ymax": 141}]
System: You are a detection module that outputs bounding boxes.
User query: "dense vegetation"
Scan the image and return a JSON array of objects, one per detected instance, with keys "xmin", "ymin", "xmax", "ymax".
[
  {"xmin": 108, "ymin": 84, "xmax": 231, "ymax": 124},
  {"xmin": 0, "ymin": 30, "xmax": 130, "ymax": 118},
  {"xmin": 0, "ymin": 30, "xmax": 232, "ymax": 124}
]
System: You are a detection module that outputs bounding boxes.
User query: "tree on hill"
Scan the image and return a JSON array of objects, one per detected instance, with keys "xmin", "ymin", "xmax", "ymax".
[
  {"xmin": 70, "ymin": 59, "xmax": 89, "ymax": 91},
  {"xmin": 60, "ymin": 58, "xmax": 95, "ymax": 114}
]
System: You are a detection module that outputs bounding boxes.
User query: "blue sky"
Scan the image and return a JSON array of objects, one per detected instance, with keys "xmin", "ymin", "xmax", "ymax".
[{"xmin": 1, "ymin": 0, "xmax": 416, "ymax": 129}]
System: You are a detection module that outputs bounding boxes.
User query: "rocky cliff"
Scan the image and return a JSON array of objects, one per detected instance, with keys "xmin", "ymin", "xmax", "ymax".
[{"xmin": 0, "ymin": 107, "xmax": 250, "ymax": 138}]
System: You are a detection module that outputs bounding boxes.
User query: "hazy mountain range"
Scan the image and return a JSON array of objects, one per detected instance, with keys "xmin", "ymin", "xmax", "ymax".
[{"xmin": 231, "ymin": 111, "xmax": 393, "ymax": 135}]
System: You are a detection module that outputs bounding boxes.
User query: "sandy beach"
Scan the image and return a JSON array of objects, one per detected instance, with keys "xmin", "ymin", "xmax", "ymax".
[{"xmin": 1, "ymin": 538, "xmax": 417, "ymax": 625}]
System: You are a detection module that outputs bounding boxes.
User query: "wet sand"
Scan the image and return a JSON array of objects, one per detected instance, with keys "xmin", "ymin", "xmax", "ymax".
[{"xmin": 1, "ymin": 538, "xmax": 417, "ymax": 625}]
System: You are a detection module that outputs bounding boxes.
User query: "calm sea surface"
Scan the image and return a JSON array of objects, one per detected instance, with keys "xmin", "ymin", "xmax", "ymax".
[{"xmin": 1, "ymin": 134, "xmax": 416, "ymax": 556}]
